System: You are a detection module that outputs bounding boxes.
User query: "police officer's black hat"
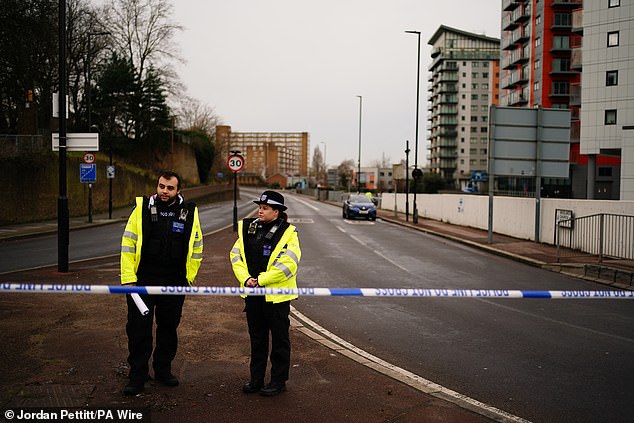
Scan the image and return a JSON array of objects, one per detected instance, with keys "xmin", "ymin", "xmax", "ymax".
[{"xmin": 253, "ymin": 190, "xmax": 287, "ymax": 211}]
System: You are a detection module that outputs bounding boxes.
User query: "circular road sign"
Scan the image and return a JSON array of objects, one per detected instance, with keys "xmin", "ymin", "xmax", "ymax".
[
  {"xmin": 83, "ymin": 152, "xmax": 96, "ymax": 164},
  {"xmin": 227, "ymin": 154, "xmax": 244, "ymax": 172}
]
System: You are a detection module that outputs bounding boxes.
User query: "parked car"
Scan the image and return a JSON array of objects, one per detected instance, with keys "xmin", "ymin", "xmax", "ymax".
[{"xmin": 343, "ymin": 194, "xmax": 377, "ymax": 221}]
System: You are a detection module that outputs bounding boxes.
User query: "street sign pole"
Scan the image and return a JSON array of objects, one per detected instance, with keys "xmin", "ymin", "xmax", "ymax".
[
  {"xmin": 58, "ymin": 0, "xmax": 69, "ymax": 272},
  {"xmin": 227, "ymin": 152, "xmax": 244, "ymax": 232}
]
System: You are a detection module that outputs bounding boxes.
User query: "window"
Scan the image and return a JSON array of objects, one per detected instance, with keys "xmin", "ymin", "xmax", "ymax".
[
  {"xmin": 470, "ymin": 137, "xmax": 477, "ymax": 144},
  {"xmin": 553, "ymin": 36, "xmax": 570, "ymax": 49},
  {"xmin": 605, "ymin": 109, "xmax": 617, "ymax": 125},
  {"xmin": 480, "ymin": 149, "xmax": 488, "ymax": 155},
  {"xmin": 553, "ymin": 58, "xmax": 570, "ymax": 72},
  {"xmin": 462, "ymin": 105, "xmax": 466, "ymax": 110},
  {"xmin": 554, "ymin": 13, "xmax": 571, "ymax": 27},
  {"xmin": 473, "ymin": 62, "xmax": 479, "ymax": 67},
  {"xmin": 472, "ymin": 83, "xmax": 478, "ymax": 89},
  {"xmin": 534, "ymin": 81, "xmax": 540, "ymax": 91},
  {"xmin": 483, "ymin": 72, "xmax": 489, "ymax": 78},
  {"xmin": 481, "ymin": 137, "xmax": 488, "ymax": 144},
  {"xmin": 481, "ymin": 116, "xmax": 488, "ymax": 123},
  {"xmin": 482, "ymin": 94, "xmax": 489, "ymax": 101},
  {"xmin": 536, "ymin": 15, "xmax": 542, "ymax": 25},
  {"xmin": 553, "ymin": 81, "xmax": 569, "ymax": 95},
  {"xmin": 471, "ymin": 105, "xmax": 478, "ymax": 112},
  {"xmin": 471, "ymin": 94, "xmax": 478, "ymax": 100},
  {"xmin": 472, "ymin": 72, "xmax": 479, "ymax": 78},
  {"xmin": 599, "ymin": 167, "xmax": 613, "ymax": 177},
  {"xmin": 606, "ymin": 70, "xmax": 618, "ymax": 86},
  {"xmin": 608, "ymin": 0, "xmax": 620, "ymax": 7},
  {"xmin": 482, "ymin": 83, "xmax": 489, "ymax": 90},
  {"xmin": 462, "ymin": 83, "xmax": 466, "ymax": 88},
  {"xmin": 462, "ymin": 116, "xmax": 466, "ymax": 121},
  {"xmin": 608, "ymin": 31, "xmax": 619, "ymax": 47},
  {"xmin": 470, "ymin": 127, "xmax": 478, "ymax": 133},
  {"xmin": 470, "ymin": 116, "xmax": 478, "ymax": 122},
  {"xmin": 535, "ymin": 37, "xmax": 541, "ymax": 47},
  {"xmin": 481, "ymin": 105, "xmax": 488, "ymax": 112},
  {"xmin": 480, "ymin": 127, "xmax": 488, "ymax": 133},
  {"xmin": 470, "ymin": 148, "xmax": 477, "ymax": 155},
  {"xmin": 482, "ymin": 62, "xmax": 489, "ymax": 68}
]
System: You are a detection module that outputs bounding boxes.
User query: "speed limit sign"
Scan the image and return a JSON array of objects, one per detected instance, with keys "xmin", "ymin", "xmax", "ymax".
[
  {"xmin": 83, "ymin": 152, "xmax": 95, "ymax": 164},
  {"xmin": 227, "ymin": 154, "xmax": 244, "ymax": 172}
]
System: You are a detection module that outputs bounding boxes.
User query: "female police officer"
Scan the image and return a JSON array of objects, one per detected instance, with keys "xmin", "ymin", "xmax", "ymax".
[{"xmin": 230, "ymin": 190, "xmax": 301, "ymax": 396}]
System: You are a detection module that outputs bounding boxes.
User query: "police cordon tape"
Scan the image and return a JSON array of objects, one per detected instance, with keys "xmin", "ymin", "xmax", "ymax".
[{"xmin": 1, "ymin": 283, "xmax": 634, "ymax": 299}]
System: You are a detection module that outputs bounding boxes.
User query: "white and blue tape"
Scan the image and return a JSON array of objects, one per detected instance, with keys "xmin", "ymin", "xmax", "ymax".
[{"xmin": 1, "ymin": 283, "xmax": 633, "ymax": 299}]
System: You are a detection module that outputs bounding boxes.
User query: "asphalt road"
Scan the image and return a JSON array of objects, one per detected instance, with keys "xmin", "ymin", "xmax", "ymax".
[
  {"xmin": 0, "ymin": 197, "xmax": 257, "ymax": 273},
  {"xmin": 282, "ymin": 193, "xmax": 634, "ymax": 423},
  {"xmin": 2, "ymin": 190, "xmax": 633, "ymax": 422}
]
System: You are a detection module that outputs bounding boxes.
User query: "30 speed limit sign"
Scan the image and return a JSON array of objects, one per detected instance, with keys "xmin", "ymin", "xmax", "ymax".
[{"xmin": 227, "ymin": 154, "xmax": 244, "ymax": 172}]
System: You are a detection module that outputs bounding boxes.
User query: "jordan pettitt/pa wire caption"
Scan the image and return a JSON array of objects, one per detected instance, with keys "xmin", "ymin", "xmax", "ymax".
[{"xmin": 3, "ymin": 408, "xmax": 150, "ymax": 422}]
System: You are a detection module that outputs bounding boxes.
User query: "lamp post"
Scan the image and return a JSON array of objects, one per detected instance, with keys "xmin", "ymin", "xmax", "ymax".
[
  {"xmin": 319, "ymin": 141, "xmax": 327, "ymax": 185},
  {"xmin": 356, "ymin": 95, "xmax": 362, "ymax": 192},
  {"xmin": 405, "ymin": 30, "xmax": 421, "ymax": 224},
  {"xmin": 405, "ymin": 140, "xmax": 410, "ymax": 222}
]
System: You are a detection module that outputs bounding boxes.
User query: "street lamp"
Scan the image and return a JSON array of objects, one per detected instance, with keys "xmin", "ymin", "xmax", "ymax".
[
  {"xmin": 405, "ymin": 30, "xmax": 421, "ymax": 223},
  {"xmin": 356, "ymin": 95, "xmax": 362, "ymax": 192}
]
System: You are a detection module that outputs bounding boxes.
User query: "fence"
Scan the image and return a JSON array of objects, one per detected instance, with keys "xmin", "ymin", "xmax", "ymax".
[
  {"xmin": 556, "ymin": 213, "xmax": 634, "ymax": 262},
  {"xmin": 0, "ymin": 134, "xmax": 47, "ymax": 158}
]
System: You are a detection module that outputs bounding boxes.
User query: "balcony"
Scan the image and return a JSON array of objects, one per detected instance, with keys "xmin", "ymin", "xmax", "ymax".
[
  {"xmin": 502, "ymin": 14, "xmax": 518, "ymax": 31},
  {"xmin": 552, "ymin": 0, "xmax": 582, "ymax": 8},
  {"xmin": 508, "ymin": 91, "xmax": 528, "ymax": 106},
  {"xmin": 570, "ymin": 48, "xmax": 582, "ymax": 71},
  {"xmin": 570, "ymin": 83, "xmax": 581, "ymax": 106},
  {"xmin": 572, "ymin": 9, "xmax": 583, "ymax": 33},
  {"xmin": 501, "ymin": 68, "xmax": 529, "ymax": 89},
  {"xmin": 503, "ymin": 0, "xmax": 521, "ymax": 11}
]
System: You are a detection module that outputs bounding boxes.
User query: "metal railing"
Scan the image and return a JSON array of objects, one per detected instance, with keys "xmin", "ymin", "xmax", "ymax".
[{"xmin": 556, "ymin": 213, "xmax": 634, "ymax": 262}]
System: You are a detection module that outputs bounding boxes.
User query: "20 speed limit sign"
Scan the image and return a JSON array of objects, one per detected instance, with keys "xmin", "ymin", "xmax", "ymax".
[{"xmin": 227, "ymin": 154, "xmax": 244, "ymax": 172}]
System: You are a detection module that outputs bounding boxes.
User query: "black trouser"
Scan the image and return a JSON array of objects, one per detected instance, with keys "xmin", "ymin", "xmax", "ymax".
[
  {"xmin": 244, "ymin": 296, "xmax": 291, "ymax": 385},
  {"xmin": 126, "ymin": 293, "xmax": 185, "ymax": 383}
]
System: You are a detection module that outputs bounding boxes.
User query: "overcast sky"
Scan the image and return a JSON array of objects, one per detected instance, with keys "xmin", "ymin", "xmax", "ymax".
[{"xmin": 172, "ymin": 0, "xmax": 502, "ymax": 168}]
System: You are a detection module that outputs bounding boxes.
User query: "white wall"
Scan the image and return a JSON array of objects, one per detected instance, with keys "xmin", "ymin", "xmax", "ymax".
[{"xmin": 380, "ymin": 193, "xmax": 634, "ymax": 244}]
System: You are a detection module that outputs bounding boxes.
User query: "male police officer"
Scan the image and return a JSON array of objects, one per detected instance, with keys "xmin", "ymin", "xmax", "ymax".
[{"xmin": 120, "ymin": 171, "xmax": 203, "ymax": 395}]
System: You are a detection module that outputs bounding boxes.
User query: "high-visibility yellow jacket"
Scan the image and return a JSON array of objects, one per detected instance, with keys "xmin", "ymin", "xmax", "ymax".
[
  {"xmin": 120, "ymin": 196, "xmax": 203, "ymax": 285},
  {"xmin": 230, "ymin": 219, "xmax": 301, "ymax": 303}
]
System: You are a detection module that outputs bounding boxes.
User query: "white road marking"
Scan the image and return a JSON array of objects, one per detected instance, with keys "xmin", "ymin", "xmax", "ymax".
[{"xmin": 290, "ymin": 307, "xmax": 530, "ymax": 423}]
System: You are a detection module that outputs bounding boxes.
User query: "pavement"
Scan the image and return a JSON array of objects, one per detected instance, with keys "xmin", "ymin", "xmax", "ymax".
[{"xmin": 1, "ymin": 197, "xmax": 633, "ymax": 423}]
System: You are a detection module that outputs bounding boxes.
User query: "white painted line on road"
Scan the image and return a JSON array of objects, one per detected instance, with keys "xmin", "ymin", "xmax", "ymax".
[
  {"xmin": 373, "ymin": 249, "xmax": 411, "ymax": 273},
  {"xmin": 290, "ymin": 306, "xmax": 530, "ymax": 423},
  {"xmin": 292, "ymin": 197, "xmax": 320, "ymax": 211},
  {"xmin": 336, "ymin": 226, "xmax": 347, "ymax": 233}
]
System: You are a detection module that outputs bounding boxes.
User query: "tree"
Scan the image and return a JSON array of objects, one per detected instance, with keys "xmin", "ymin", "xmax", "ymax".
[
  {"xmin": 0, "ymin": 0, "xmax": 57, "ymax": 134},
  {"xmin": 337, "ymin": 159, "xmax": 355, "ymax": 191},
  {"xmin": 311, "ymin": 146, "xmax": 325, "ymax": 185},
  {"xmin": 176, "ymin": 96, "xmax": 221, "ymax": 137},
  {"xmin": 93, "ymin": 53, "xmax": 137, "ymax": 139},
  {"xmin": 105, "ymin": 0, "xmax": 182, "ymax": 85},
  {"xmin": 421, "ymin": 172, "xmax": 445, "ymax": 194}
]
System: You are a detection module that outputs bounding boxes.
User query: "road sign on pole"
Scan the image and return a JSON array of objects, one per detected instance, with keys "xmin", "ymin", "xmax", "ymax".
[
  {"xmin": 227, "ymin": 154, "xmax": 244, "ymax": 172},
  {"xmin": 83, "ymin": 152, "xmax": 95, "ymax": 164},
  {"xmin": 80, "ymin": 163, "xmax": 97, "ymax": 183}
]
